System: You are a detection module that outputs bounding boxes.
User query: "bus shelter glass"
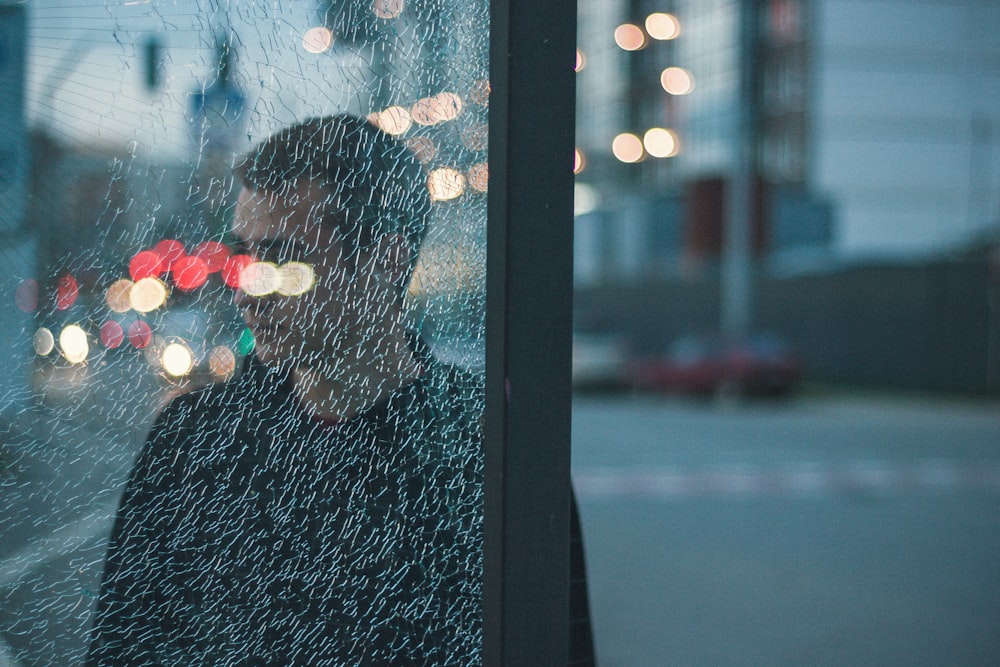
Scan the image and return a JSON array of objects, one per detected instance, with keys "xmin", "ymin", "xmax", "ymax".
[{"xmin": 0, "ymin": 2, "xmax": 488, "ymax": 664}]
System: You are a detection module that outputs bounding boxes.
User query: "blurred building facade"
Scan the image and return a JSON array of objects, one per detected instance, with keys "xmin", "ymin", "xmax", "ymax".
[
  {"xmin": 574, "ymin": 0, "xmax": 1000, "ymax": 285},
  {"xmin": 574, "ymin": 0, "xmax": 1000, "ymax": 393}
]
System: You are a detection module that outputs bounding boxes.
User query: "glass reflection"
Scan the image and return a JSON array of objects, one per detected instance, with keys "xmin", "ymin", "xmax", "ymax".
[{"xmin": 2, "ymin": 1, "xmax": 490, "ymax": 664}]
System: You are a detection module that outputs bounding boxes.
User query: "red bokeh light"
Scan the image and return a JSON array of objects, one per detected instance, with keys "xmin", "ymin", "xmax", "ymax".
[
  {"xmin": 55, "ymin": 274, "xmax": 79, "ymax": 311},
  {"xmin": 129, "ymin": 250, "xmax": 164, "ymax": 281},
  {"xmin": 222, "ymin": 254, "xmax": 254, "ymax": 289},
  {"xmin": 154, "ymin": 239, "xmax": 186, "ymax": 271},
  {"xmin": 172, "ymin": 256, "xmax": 209, "ymax": 291},
  {"xmin": 100, "ymin": 320, "xmax": 125, "ymax": 349},
  {"xmin": 193, "ymin": 241, "xmax": 231, "ymax": 273},
  {"xmin": 127, "ymin": 320, "xmax": 153, "ymax": 349}
]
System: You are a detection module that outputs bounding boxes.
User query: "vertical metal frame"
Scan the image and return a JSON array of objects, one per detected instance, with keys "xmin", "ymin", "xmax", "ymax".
[{"xmin": 484, "ymin": 0, "xmax": 577, "ymax": 663}]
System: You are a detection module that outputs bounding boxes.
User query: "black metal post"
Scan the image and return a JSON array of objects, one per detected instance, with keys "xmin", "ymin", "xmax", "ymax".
[{"xmin": 484, "ymin": 0, "xmax": 577, "ymax": 663}]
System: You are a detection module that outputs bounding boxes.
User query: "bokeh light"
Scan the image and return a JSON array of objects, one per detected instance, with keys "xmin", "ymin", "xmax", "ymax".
[
  {"xmin": 374, "ymin": 106, "xmax": 412, "ymax": 135},
  {"xmin": 643, "ymin": 127, "xmax": 679, "ymax": 158},
  {"xmin": 405, "ymin": 137, "xmax": 437, "ymax": 163},
  {"xmin": 129, "ymin": 250, "xmax": 163, "ymax": 281},
  {"xmin": 434, "ymin": 92, "xmax": 463, "ymax": 121},
  {"xmin": 59, "ymin": 324, "xmax": 89, "ymax": 364},
  {"xmin": 172, "ymin": 256, "xmax": 209, "ymax": 291},
  {"xmin": 302, "ymin": 26, "xmax": 334, "ymax": 54},
  {"xmin": 240, "ymin": 261, "xmax": 281, "ymax": 297},
  {"xmin": 56, "ymin": 274, "xmax": 79, "ymax": 311},
  {"xmin": 645, "ymin": 13, "xmax": 680, "ymax": 40},
  {"xmin": 209, "ymin": 345, "xmax": 237, "ymax": 379},
  {"xmin": 469, "ymin": 79, "xmax": 490, "ymax": 106},
  {"xmin": 574, "ymin": 148, "xmax": 586, "ymax": 175},
  {"xmin": 100, "ymin": 320, "xmax": 125, "ymax": 349},
  {"xmin": 574, "ymin": 183, "xmax": 600, "ymax": 216},
  {"xmin": 129, "ymin": 277, "xmax": 168, "ymax": 313},
  {"xmin": 154, "ymin": 239, "xmax": 185, "ymax": 271},
  {"xmin": 193, "ymin": 241, "xmax": 231, "ymax": 272},
  {"xmin": 277, "ymin": 262, "xmax": 316, "ymax": 296},
  {"xmin": 661, "ymin": 66, "xmax": 695, "ymax": 95},
  {"xmin": 612, "ymin": 133, "xmax": 645, "ymax": 163},
  {"xmin": 427, "ymin": 168, "xmax": 466, "ymax": 201},
  {"xmin": 16, "ymin": 279, "xmax": 38, "ymax": 313},
  {"xmin": 238, "ymin": 327, "xmax": 256, "ymax": 356},
  {"xmin": 128, "ymin": 320, "xmax": 153, "ymax": 350},
  {"xmin": 614, "ymin": 24, "xmax": 646, "ymax": 51},
  {"xmin": 105, "ymin": 278, "xmax": 134, "ymax": 313},
  {"xmin": 411, "ymin": 96, "xmax": 442, "ymax": 126},
  {"xmin": 467, "ymin": 164, "xmax": 488, "ymax": 193},
  {"xmin": 575, "ymin": 48, "xmax": 586, "ymax": 72},
  {"xmin": 460, "ymin": 123, "xmax": 488, "ymax": 151},
  {"xmin": 33, "ymin": 328, "xmax": 55, "ymax": 356},
  {"xmin": 161, "ymin": 341, "xmax": 194, "ymax": 377},
  {"xmin": 411, "ymin": 93, "xmax": 462, "ymax": 126},
  {"xmin": 373, "ymin": 0, "xmax": 405, "ymax": 20},
  {"xmin": 223, "ymin": 254, "xmax": 254, "ymax": 289}
]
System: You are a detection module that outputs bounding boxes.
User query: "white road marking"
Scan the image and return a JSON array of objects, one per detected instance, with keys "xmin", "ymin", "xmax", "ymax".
[{"xmin": 573, "ymin": 460, "xmax": 1000, "ymax": 500}]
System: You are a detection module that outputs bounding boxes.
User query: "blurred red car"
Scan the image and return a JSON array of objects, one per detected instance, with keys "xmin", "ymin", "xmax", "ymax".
[{"xmin": 627, "ymin": 333, "xmax": 803, "ymax": 397}]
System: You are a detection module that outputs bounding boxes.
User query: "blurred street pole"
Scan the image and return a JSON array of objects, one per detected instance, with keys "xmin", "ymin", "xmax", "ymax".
[{"xmin": 721, "ymin": 0, "xmax": 759, "ymax": 340}]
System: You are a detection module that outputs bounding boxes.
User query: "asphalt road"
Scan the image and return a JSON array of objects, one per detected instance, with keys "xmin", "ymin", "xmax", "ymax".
[
  {"xmin": 572, "ymin": 393, "xmax": 1000, "ymax": 667},
  {"xmin": 4, "ymin": 378, "xmax": 998, "ymax": 666}
]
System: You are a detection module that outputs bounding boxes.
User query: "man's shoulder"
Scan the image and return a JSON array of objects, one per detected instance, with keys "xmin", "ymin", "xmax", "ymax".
[
  {"xmin": 149, "ymin": 362, "xmax": 280, "ymax": 437},
  {"xmin": 414, "ymin": 358, "xmax": 483, "ymax": 421}
]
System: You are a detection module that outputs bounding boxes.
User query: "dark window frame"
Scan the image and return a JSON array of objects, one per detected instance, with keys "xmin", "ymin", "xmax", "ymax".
[{"xmin": 484, "ymin": 0, "xmax": 577, "ymax": 663}]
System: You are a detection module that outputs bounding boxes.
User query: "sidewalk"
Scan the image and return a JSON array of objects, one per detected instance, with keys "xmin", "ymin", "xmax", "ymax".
[{"xmin": 1, "ymin": 358, "xmax": 167, "ymax": 666}]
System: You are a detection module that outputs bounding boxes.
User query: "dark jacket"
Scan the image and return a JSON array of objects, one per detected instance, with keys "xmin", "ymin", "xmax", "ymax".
[
  {"xmin": 87, "ymin": 354, "xmax": 484, "ymax": 666},
  {"xmin": 87, "ymin": 350, "xmax": 595, "ymax": 665}
]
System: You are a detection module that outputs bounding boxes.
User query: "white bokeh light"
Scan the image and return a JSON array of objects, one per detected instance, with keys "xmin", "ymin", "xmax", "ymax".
[{"xmin": 59, "ymin": 325, "xmax": 89, "ymax": 364}]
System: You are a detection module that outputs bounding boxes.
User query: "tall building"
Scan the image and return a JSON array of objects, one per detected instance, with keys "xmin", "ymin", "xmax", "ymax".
[{"xmin": 574, "ymin": 0, "xmax": 1000, "ymax": 282}]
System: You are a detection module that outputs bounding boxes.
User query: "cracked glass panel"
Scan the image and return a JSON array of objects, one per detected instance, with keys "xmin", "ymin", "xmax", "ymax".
[{"xmin": 1, "ymin": 1, "xmax": 487, "ymax": 664}]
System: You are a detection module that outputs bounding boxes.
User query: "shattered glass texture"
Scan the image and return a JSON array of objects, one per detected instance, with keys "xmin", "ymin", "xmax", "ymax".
[{"xmin": 0, "ymin": 1, "xmax": 487, "ymax": 664}]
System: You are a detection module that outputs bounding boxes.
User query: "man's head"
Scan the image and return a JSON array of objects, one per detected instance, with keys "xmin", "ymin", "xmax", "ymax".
[
  {"xmin": 230, "ymin": 114, "xmax": 430, "ymax": 372},
  {"xmin": 234, "ymin": 114, "xmax": 430, "ymax": 272}
]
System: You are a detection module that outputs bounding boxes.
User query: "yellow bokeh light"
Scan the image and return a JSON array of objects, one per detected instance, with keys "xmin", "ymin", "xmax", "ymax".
[
  {"xmin": 434, "ymin": 93, "xmax": 463, "ymax": 121},
  {"xmin": 33, "ymin": 327, "xmax": 55, "ymax": 356},
  {"xmin": 162, "ymin": 341, "xmax": 194, "ymax": 377},
  {"xmin": 240, "ymin": 262, "xmax": 281, "ymax": 297},
  {"xmin": 375, "ymin": 105, "xmax": 412, "ymax": 135},
  {"xmin": 645, "ymin": 13, "xmax": 681, "ymax": 40},
  {"xmin": 59, "ymin": 324, "xmax": 89, "ymax": 364},
  {"xmin": 574, "ymin": 148, "xmax": 586, "ymax": 174},
  {"xmin": 614, "ymin": 24, "xmax": 646, "ymax": 51},
  {"xmin": 427, "ymin": 168, "xmax": 466, "ymax": 202},
  {"xmin": 302, "ymin": 26, "xmax": 334, "ymax": 54},
  {"xmin": 411, "ymin": 97, "xmax": 442, "ymax": 126},
  {"xmin": 467, "ymin": 163, "xmax": 488, "ymax": 193},
  {"xmin": 575, "ymin": 48, "xmax": 587, "ymax": 72},
  {"xmin": 643, "ymin": 127, "xmax": 679, "ymax": 158},
  {"xmin": 209, "ymin": 345, "xmax": 237, "ymax": 379},
  {"xmin": 105, "ymin": 278, "xmax": 134, "ymax": 313},
  {"xmin": 373, "ymin": 0, "xmax": 404, "ymax": 19},
  {"xmin": 277, "ymin": 262, "xmax": 316, "ymax": 296},
  {"xmin": 129, "ymin": 277, "xmax": 168, "ymax": 313},
  {"xmin": 411, "ymin": 92, "xmax": 463, "ymax": 126},
  {"xmin": 661, "ymin": 66, "xmax": 695, "ymax": 95},
  {"xmin": 612, "ymin": 133, "xmax": 645, "ymax": 163}
]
